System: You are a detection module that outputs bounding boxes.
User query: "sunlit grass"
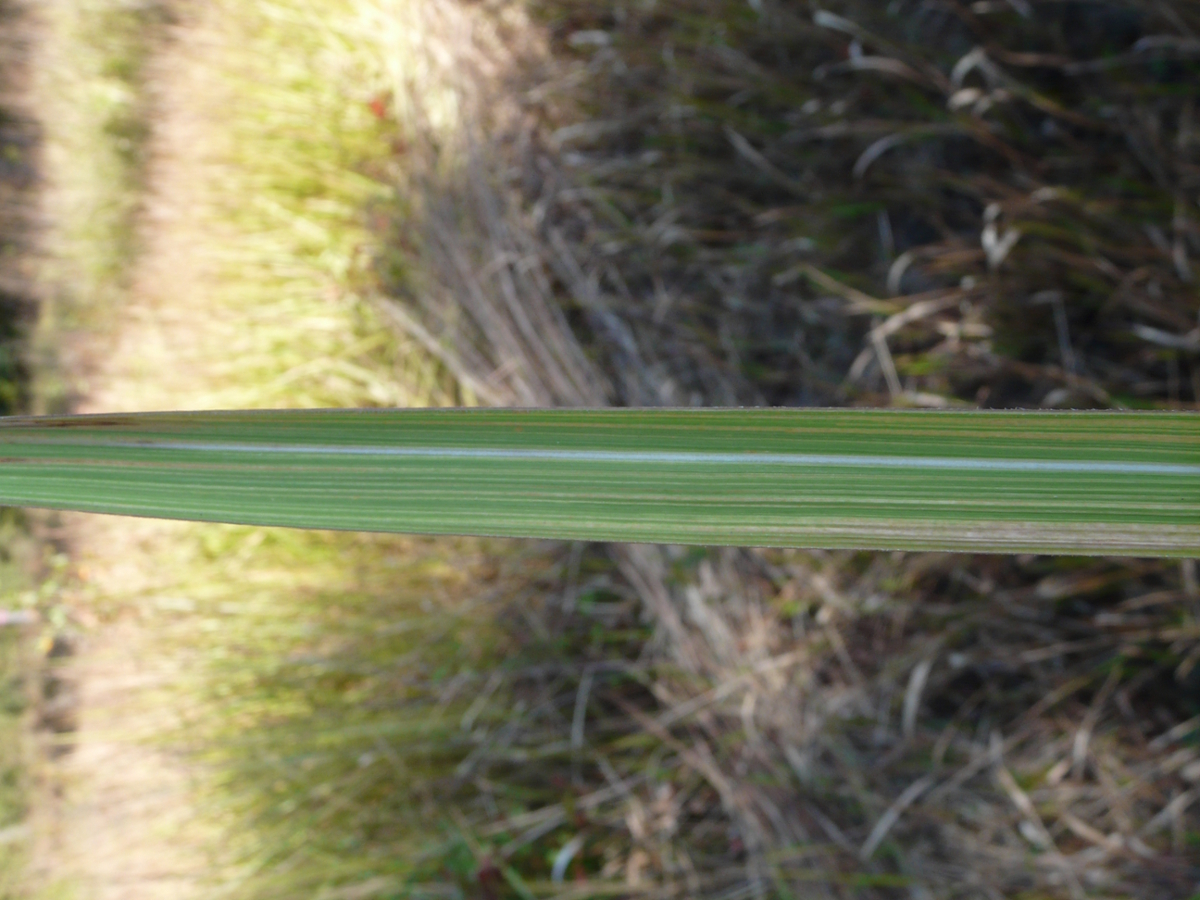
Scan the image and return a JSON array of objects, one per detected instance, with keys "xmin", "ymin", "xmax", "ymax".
[
  {"xmin": 190, "ymin": 0, "xmax": 463, "ymax": 410},
  {"xmin": 26, "ymin": 0, "xmax": 521, "ymax": 896},
  {"xmin": 31, "ymin": 1, "xmax": 163, "ymax": 415}
]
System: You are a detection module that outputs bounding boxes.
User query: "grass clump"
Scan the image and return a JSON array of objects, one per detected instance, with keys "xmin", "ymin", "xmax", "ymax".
[
  {"xmin": 542, "ymin": 0, "xmax": 1199, "ymax": 410},
  {"xmin": 342, "ymin": 0, "xmax": 1200, "ymax": 895},
  {"xmin": 179, "ymin": 538, "xmax": 1200, "ymax": 899},
  {"xmin": 24, "ymin": 1, "xmax": 586, "ymax": 896},
  {"xmin": 187, "ymin": 0, "xmax": 462, "ymax": 410},
  {"xmin": 33, "ymin": 0, "xmax": 166, "ymax": 343},
  {"xmin": 161, "ymin": 531, "xmax": 660, "ymax": 898},
  {"xmin": 0, "ymin": 614, "xmax": 31, "ymax": 900}
]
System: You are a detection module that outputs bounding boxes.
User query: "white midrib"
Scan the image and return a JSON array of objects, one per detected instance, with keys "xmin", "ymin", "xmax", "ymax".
[{"xmin": 12, "ymin": 439, "xmax": 1200, "ymax": 477}]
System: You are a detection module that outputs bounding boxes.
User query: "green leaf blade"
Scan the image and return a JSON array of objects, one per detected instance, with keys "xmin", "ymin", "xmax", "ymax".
[{"xmin": 0, "ymin": 408, "xmax": 1196, "ymax": 556}]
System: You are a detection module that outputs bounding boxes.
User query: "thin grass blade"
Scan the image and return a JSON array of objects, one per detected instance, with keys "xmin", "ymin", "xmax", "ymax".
[{"xmin": 0, "ymin": 408, "xmax": 1195, "ymax": 555}]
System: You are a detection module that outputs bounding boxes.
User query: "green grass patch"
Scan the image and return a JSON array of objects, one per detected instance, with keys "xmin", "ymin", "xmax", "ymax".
[{"xmin": 0, "ymin": 627, "xmax": 28, "ymax": 900}]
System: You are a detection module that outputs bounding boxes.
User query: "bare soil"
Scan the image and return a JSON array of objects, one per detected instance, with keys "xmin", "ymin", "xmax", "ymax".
[{"xmin": 24, "ymin": 6, "xmax": 233, "ymax": 897}]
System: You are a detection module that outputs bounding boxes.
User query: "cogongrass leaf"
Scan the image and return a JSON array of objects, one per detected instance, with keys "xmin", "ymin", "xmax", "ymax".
[{"xmin": 0, "ymin": 408, "xmax": 1195, "ymax": 556}]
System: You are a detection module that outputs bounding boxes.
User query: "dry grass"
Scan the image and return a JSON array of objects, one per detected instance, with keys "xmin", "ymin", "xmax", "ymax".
[
  {"xmin": 327, "ymin": 0, "xmax": 1200, "ymax": 896},
  {"xmin": 185, "ymin": 542, "xmax": 1200, "ymax": 898},
  {"xmin": 538, "ymin": 0, "xmax": 1200, "ymax": 412}
]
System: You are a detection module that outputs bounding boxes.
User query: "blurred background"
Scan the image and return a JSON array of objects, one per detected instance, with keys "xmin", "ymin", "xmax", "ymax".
[{"xmin": 0, "ymin": 0, "xmax": 1198, "ymax": 897}]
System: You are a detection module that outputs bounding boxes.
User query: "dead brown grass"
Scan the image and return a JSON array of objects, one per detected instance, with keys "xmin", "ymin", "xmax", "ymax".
[{"xmin": 347, "ymin": 1, "xmax": 1200, "ymax": 897}]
